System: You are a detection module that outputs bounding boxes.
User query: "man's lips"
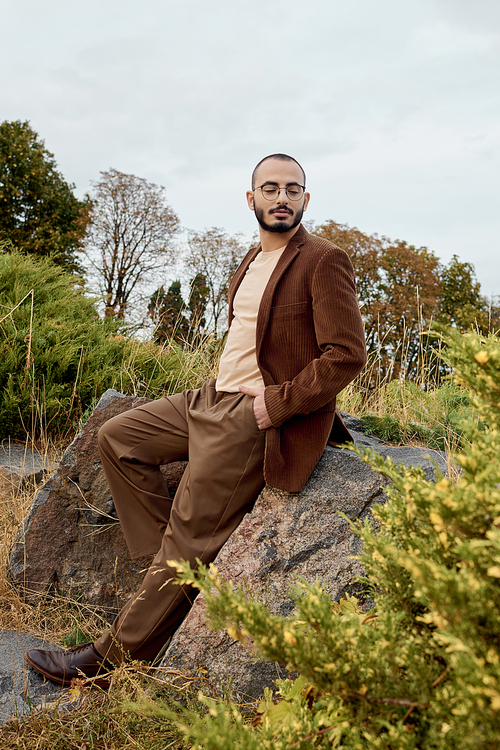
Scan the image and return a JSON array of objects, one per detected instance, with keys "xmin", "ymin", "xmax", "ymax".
[{"xmin": 270, "ymin": 208, "xmax": 293, "ymax": 217}]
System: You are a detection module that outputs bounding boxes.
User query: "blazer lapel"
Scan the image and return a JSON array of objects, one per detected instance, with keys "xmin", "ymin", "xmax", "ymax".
[{"xmin": 256, "ymin": 224, "xmax": 307, "ymax": 359}]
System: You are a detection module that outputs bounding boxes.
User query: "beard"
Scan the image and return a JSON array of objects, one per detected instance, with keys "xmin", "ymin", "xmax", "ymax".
[{"xmin": 254, "ymin": 203, "xmax": 305, "ymax": 233}]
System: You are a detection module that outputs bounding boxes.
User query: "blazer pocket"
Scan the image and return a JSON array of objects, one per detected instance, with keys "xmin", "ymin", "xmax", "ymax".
[
  {"xmin": 269, "ymin": 301, "xmax": 311, "ymax": 321},
  {"xmin": 270, "ymin": 300, "xmax": 310, "ymax": 310}
]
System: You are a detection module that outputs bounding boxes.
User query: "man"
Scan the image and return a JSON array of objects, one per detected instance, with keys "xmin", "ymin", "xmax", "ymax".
[{"xmin": 25, "ymin": 154, "xmax": 367, "ymax": 685}]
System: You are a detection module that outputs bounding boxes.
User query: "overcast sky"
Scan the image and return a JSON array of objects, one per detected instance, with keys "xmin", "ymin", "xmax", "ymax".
[{"xmin": 2, "ymin": 0, "xmax": 499, "ymax": 297}]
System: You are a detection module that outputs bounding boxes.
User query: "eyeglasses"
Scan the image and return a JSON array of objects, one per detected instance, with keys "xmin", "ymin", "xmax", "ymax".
[{"xmin": 254, "ymin": 183, "xmax": 306, "ymax": 201}]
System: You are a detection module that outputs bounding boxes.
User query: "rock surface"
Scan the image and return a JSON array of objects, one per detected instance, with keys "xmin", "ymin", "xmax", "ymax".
[
  {"xmin": 159, "ymin": 422, "xmax": 449, "ymax": 701},
  {"xmin": 0, "ymin": 444, "xmax": 56, "ymax": 500},
  {"xmin": 0, "ymin": 631, "xmax": 65, "ymax": 724},
  {"xmin": 9, "ymin": 390, "xmax": 187, "ymax": 616}
]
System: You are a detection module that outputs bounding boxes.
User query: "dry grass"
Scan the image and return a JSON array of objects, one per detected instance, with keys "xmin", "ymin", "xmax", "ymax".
[
  {"xmin": 336, "ymin": 324, "xmax": 476, "ymax": 455},
  {"xmin": 163, "ymin": 333, "xmax": 224, "ymax": 395},
  {"xmin": 0, "ymin": 666, "xmax": 190, "ymax": 749}
]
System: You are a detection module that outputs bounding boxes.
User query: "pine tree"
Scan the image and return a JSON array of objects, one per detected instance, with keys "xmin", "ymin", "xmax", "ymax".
[
  {"xmin": 187, "ymin": 273, "xmax": 209, "ymax": 344},
  {"xmin": 149, "ymin": 281, "xmax": 189, "ymax": 345}
]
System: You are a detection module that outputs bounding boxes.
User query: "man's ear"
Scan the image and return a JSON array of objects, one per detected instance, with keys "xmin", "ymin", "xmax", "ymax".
[
  {"xmin": 246, "ymin": 190, "xmax": 255, "ymax": 211},
  {"xmin": 303, "ymin": 192, "xmax": 310, "ymax": 212}
]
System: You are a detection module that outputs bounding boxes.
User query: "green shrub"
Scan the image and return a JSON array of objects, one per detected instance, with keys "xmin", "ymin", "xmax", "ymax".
[
  {"xmin": 134, "ymin": 329, "xmax": 500, "ymax": 748},
  {"xmin": 0, "ymin": 249, "xmax": 188, "ymax": 440}
]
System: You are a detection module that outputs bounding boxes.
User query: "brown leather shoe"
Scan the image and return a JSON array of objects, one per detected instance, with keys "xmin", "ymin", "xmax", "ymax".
[{"xmin": 24, "ymin": 642, "xmax": 112, "ymax": 688}]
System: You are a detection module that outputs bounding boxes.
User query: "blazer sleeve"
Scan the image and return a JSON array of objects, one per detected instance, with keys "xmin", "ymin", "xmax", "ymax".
[{"xmin": 263, "ymin": 248, "xmax": 367, "ymax": 428}]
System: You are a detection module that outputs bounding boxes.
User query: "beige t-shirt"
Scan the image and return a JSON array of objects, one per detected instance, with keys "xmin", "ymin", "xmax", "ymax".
[{"xmin": 216, "ymin": 245, "xmax": 286, "ymax": 392}]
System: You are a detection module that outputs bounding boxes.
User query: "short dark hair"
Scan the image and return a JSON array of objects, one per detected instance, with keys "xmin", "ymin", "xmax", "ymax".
[{"xmin": 251, "ymin": 153, "xmax": 306, "ymax": 190}]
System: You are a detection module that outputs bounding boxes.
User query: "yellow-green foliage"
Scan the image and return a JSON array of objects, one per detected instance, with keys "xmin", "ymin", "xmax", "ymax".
[
  {"xmin": 0, "ymin": 249, "xmax": 187, "ymax": 439},
  {"xmin": 133, "ymin": 330, "xmax": 500, "ymax": 749}
]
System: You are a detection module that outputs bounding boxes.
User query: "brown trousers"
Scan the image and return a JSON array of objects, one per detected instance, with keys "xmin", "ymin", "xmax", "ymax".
[{"xmin": 93, "ymin": 379, "xmax": 266, "ymax": 664}]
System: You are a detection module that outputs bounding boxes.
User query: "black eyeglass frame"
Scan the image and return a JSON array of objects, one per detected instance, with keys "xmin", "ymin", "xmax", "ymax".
[{"xmin": 253, "ymin": 182, "xmax": 306, "ymax": 201}]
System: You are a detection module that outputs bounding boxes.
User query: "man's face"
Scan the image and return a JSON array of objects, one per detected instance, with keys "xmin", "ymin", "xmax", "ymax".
[{"xmin": 247, "ymin": 158, "xmax": 310, "ymax": 234}]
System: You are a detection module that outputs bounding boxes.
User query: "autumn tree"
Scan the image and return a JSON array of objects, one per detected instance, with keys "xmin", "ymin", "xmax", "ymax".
[
  {"xmin": 313, "ymin": 221, "xmax": 441, "ymax": 381},
  {"xmin": 0, "ymin": 120, "xmax": 90, "ymax": 272},
  {"xmin": 183, "ymin": 228, "xmax": 247, "ymax": 335},
  {"xmin": 379, "ymin": 241, "xmax": 441, "ymax": 379},
  {"xmin": 84, "ymin": 169, "xmax": 179, "ymax": 320}
]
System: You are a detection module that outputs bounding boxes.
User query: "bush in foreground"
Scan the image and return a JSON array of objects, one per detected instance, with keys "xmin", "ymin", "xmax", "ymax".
[{"xmin": 132, "ymin": 329, "xmax": 500, "ymax": 748}]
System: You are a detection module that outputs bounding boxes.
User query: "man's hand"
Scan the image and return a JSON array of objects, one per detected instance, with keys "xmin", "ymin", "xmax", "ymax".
[{"xmin": 238, "ymin": 385, "xmax": 272, "ymax": 430}]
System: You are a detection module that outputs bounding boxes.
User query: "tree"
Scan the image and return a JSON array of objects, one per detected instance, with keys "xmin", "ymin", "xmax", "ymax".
[
  {"xmin": 183, "ymin": 228, "xmax": 247, "ymax": 335},
  {"xmin": 378, "ymin": 241, "xmax": 440, "ymax": 380},
  {"xmin": 84, "ymin": 169, "xmax": 179, "ymax": 320},
  {"xmin": 0, "ymin": 120, "xmax": 90, "ymax": 272},
  {"xmin": 436, "ymin": 255, "xmax": 490, "ymax": 332},
  {"xmin": 188, "ymin": 272, "xmax": 209, "ymax": 334},
  {"xmin": 312, "ymin": 221, "xmax": 385, "ymax": 353},
  {"xmin": 149, "ymin": 274, "xmax": 210, "ymax": 347},
  {"xmin": 313, "ymin": 222, "xmax": 441, "ymax": 382},
  {"xmin": 148, "ymin": 281, "xmax": 189, "ymax": 345}
]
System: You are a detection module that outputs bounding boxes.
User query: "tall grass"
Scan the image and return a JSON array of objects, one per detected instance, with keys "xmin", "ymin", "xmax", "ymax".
[
  {"xmin": 337, "ymin": 317, "xmax": 478, "ymax": 453},
  {"xmin": 338, "ymin": 375, "xmax": 474, "ymax": 454}
]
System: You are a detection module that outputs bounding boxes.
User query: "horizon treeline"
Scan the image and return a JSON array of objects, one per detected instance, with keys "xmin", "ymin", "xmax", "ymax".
[{"xmin": 1, "ymin": 119, "xmax": 498, "ymax": 390}]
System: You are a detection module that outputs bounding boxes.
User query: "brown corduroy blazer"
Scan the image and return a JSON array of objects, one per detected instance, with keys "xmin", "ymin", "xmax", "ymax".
[{"xmin": 227, "ymin": 224, "xmax": 367, "ymax": 492}]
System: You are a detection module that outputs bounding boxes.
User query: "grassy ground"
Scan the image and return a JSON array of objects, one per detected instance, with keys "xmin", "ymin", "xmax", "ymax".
[
  {"xmin": 338, "ymin": 378, "xmax": 475, "ymax": 453},
  {"xmin": 0, "ymin": 668, "xmax": 189, "ymax": 749},
  {"xmin": 337, "ymin": 337, "xmax": 479, "ymax": 454},
  {"xmin": 0, "ymin": 337, "xmax": 478, "ymax": 747}
]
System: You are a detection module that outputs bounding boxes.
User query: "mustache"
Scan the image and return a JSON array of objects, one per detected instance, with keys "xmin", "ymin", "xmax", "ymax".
[{"xmin": 269, "ymin": 207, "xmax": 293, "ymax": 215}]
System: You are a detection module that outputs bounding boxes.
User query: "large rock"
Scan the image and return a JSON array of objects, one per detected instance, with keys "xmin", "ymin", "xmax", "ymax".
[
  {"xmin": 9, "ymin": 390, "xmax": 187, "ymax": 616},
  {"xmin": 159, "ymin": 425, "xmax": 449, "ymax": 700}
]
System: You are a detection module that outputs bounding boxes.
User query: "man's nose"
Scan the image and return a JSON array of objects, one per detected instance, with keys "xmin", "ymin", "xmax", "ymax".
[{"xmin": 276, "ymin": 187, "xmax": 289, "ymax": 203}]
